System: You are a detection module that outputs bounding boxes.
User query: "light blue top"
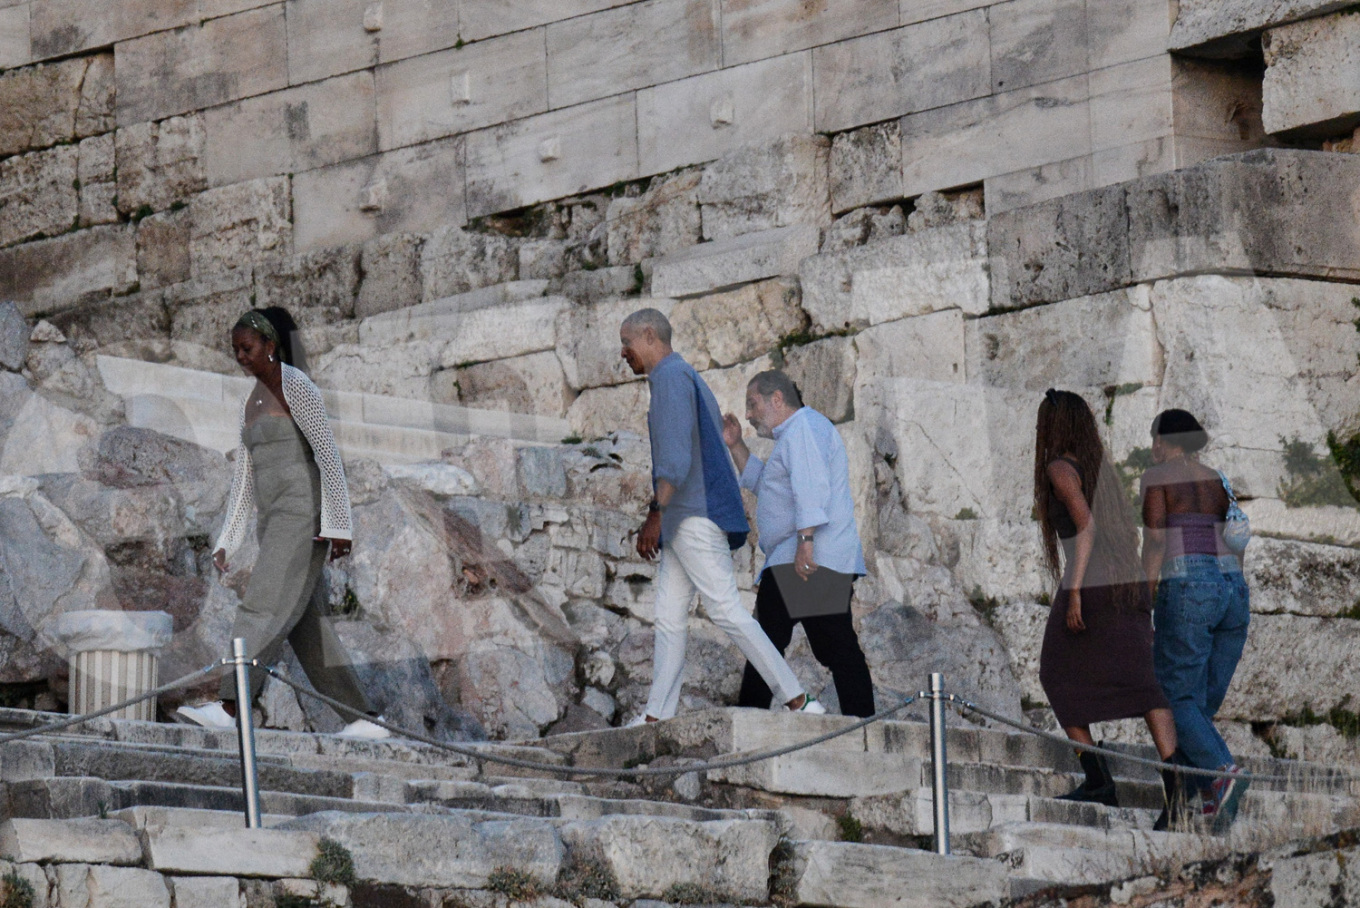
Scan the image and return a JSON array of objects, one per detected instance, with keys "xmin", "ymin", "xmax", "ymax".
[{"xmin": 739, "ymin": 407, "xmax": 866, "ymax": 576}]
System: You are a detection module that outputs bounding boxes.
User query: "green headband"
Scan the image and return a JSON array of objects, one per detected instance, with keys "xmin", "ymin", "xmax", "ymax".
[{"xmin": 235, "ymin": 311, "xmax": 281, "ymax": 350}]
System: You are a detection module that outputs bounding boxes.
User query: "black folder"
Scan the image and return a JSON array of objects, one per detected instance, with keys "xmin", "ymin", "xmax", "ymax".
[{"xmin": 768, "ymin": 564, "xmax": 854, "ymax": 618}]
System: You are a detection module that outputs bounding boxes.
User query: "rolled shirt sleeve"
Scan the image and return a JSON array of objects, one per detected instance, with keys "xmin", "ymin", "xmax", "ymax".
[
  {"xmin": 739, "ymin": 455, "xmax": 765, "ymax": 491},
  {"xmin": 786, "ymin": 417, "xmax": 832, "ymax": 530}
]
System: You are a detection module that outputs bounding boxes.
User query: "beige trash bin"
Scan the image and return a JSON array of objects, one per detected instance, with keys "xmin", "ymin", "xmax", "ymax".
[{"xmin": 52, "ymin": 611, "xmax": 174, "ymax": 721}]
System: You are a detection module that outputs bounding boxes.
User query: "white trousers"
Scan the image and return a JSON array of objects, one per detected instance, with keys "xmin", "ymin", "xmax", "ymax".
[{"xmin": 644, "ymin": 516, "xmax": 804, "ymax": 719}]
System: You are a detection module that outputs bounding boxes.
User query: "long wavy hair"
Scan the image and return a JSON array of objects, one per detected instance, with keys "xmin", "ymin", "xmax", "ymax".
[{"xmin": 1033, "ymin": 390, "xmax": 1145, "ymax": 609}]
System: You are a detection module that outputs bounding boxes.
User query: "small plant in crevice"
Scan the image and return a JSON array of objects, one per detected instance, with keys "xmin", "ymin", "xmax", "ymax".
[
  {"xmin": 335, "ymin": 586, "xmax": 362, "ymax": 619},
  {"xmin": 1279, "ymin": 695, "xmax": 1360, "ymax": 740},
  {"xmin": 554, "ymin": 857, "xmax": 620, "ymax": 903},
  {"xmin": 662, "ymin": 881, "xmax": 725, "ymax": 905},
  {"xmin": 0, "ymin": 871, "xmax": 35, "ymax": 908},
  {"xmin": 1114, "ymin": 447, "xmax": 1155, "ymax": 509},
  {"xmin": 836, "ymin": 812, "xmax": 864, "ymax": 843},
  {"xmin": 310, "ymin": 837, "xmax": 357, "ymax": 887},
  {"xmin": 274, "ymin": 895, "xmax": 321, "ymax": 908},
  {"xmin": 486, "ymin": 866, "xmax": 540, "ymax": 901},
  {"xmin": 967, "ymin": 586, "xmax": 1002, "ymax": 628},
  {"xmin": 1102, "ymin": 382, "xmax": 1143, "ymax": 426},
  {"xmin": 768, "ymin": 836, "xmax": 799, "ymax": 907},
  {"xmin": 954, "ymin": 507, "xmax": 978, "ymax": 520},
  {"xmin": 1278, "ymin": 434, "xmax": 1360, "ymax": 509}
]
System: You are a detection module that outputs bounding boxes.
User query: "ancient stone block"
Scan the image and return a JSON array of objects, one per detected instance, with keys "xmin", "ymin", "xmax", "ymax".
[
  {"xmin": 166, "ymin": 269, "xmax": 254, "ymax": 352},
  {"xmin": 86, "ymin": 865, "xmax": 172, "ymax": 907},
  {"xmin": 0, "ymin": 54, "xmax": 112, "ymax": 157},
  {"xmin": 824, "ymin": 205, "xmax": 906, "ymax": 252},
  {"xmin": 566, "ymin": 380, "xmax": 649, "ymax": 438},
  {"xmin": 965, "ymin": 287, "xmax": 1157, "ymax": 392},
  {"xmin": 114, "ymin": 5, "xmax": 289, "ymax": 126},
  {"xmin": 793, "ymin": 841, "xmax": 1008, "ymax": 908},
  {"xmin": 650, "ymin": 224, "xmax": 818, "ymax": 299},
  {"xmin": 285, "ymin": 0, "xmax": 377, "ymax": 84},
  {"xmin": 554, "ymin": 297, "xmax": 670, "ymax": 391},
  {"xmin": 1263, "ymin": 13, "xmax": 1360, "ymax": 137},
  {"xmin": 984, "ymin": 155, "xmax": 1095, "ymax": 217},
  {"xmin": 1088, "ymin": 0, "xmax": 1172, "ymax": 70},
  {"xmin": 77, "ymin": 133, "xmax": 117, "ymax": 228},
  {"xmin": 813, "ymin": 11, "xmax": 991, "ymax": 135},
  {"xmin": 830, "ymin": 121, "xmax": 903, "ymax": 214},
  {"xmin": 0, "ymin": 225, "xmax": 137, "ymax": 316},
  {"xmin": 799, "ymin": 222, "xmax": 987, "ymax": 332},
  {"xmin": 1171, "ymin": 58, "xmax": 1267, "ymax": 146},
  {"xmin": 637, "ymin": 51, "xmax": 813, "ymax": 177},
  {"xmin": 1225, "ymin": 612, "xmax": 1360, "ymax": 721},
  {"xmin": 1169, "ymin": 0, "xmax": 1351, "ymax": 54},
  {"xmin": 253, "ymin": 246, "xmax": 360, "ymax": 322},
  {"xmin": 187, "ymin": 176, "xmax": 291, "ymax": 279},
  {"xmin": 202, "ymin": 70, "xmax": 378, "ymax": 187},
  {"xmin": 722, "ymin": 0, "xmax": 898, "ymax": 67},
  {"xmin": 143, "ymin": 826, "xmax": 319, "ymax": 877},
  {"xmin": 169, "ymin": 876, "xmax": 242, "ymax": 908},
  {"xmin": 30, "ymin": 0, "xmax": 196, "ymax": 59},
  {"xmin": 445, "ymin": 350, "xmax": 575, "ymax": 418},
  {"xmin": 464, "ymin": 94, "xmax": 639, "ymax": 218},
  {"xmin": 546, "ymin": 0, "xmax": 719, "ymax": 109},
  {"xmin": 1246, "ymin": 537, "xmax": 1360, "ymax": 618},
  {"xmin": 900, "ymin": 73, "xmax": 1090, "ymax": 198},
  {"xmin": 460, "ymin": 0, "xmax": 634, "ymax": 40},
  {"xmin": 375, "ymin": 0, "xmax": 462, "ymax": 64},
  {"xmin": 438, "ymin": 296, "xmax": 567, "ymax": 368},
  {"xmin": 990, "ymin": 0, "xmax": 1089, "ymax": 93},
  {"xmin": 0, "ymin": 818, "xmax": 142, "ymax": 865},
  {"xmin": 606, "ymin": 169, "xmax": 701, "ymax": 265},
  {"xmin": 292, "ymin": 136, "xmax": 466, "ymax": 252},
  {"xmin": 0, "ymin": 144, "xmax": 78, "ymax": 248},
  {"xmin": 987, "ymin": 183, "xmax": 1130, "ymax": 311},
  {"xmin": 114, "ymin": 114, "xmax": 208, "ymax": 216},
  {"xmin": 669, "ymin": 278, "xmax": 804, "ymax": 369},
  {"xmin": 0, "ymin": 302, "xmax": 28, "ymax": 371},
  {"xmin": 202, "ymin": 0, "xmax": 276, "ymax": 16},
  {"xmin": 47, "ymin": 288, "xmax": 170, "ymax": 355},
  {"xmin": 0, "ymin": 5, "xmax": 28, "ymax": 69},
  {"xmin": 356, "ymin": 232, "xmax": 423, "ymax": 318},
  {"xmin": 697, "ymin": 134, "xmax": 830, "ymax": 241},
  {"xmin": 783, "ymin": 335, "xmax": 856, "ymax": 423},
  {"xmin": 135, "ymin": 208, "xmax": 192, "ymax": 290},
  {"xmin": 419, "ymin": 225, "xmax": 517, "ymax": 302},
  {"xmin": 377, "ymin": 28, "xmax": 548, "ymax": 152}
]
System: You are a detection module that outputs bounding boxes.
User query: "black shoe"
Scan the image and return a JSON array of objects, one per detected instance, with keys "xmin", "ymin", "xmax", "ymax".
[
  {"xmin": 1058, "ymin": 751, "xmax": 1119, "ymax": 807},
  {"xmin": 1154, "ymin": 765, "xmax": 1190, "ymax": 831}
]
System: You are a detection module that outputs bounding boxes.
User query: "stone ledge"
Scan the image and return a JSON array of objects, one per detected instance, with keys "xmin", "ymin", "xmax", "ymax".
[{"xmin": 0, "ymin": 818, "xmax": 144, "ymax": 865}]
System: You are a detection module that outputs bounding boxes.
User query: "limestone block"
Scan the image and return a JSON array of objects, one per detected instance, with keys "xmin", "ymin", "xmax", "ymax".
[
  {"xmin": 0, "ymin": 302, "xmax": 28, "ymax": 370},
  {"xmin": 698, "ymin": 134, "xmax": 829, "ymax": 241},
  {"xmin": 0, "ymin": 144, "xmax": 77, "ymax": 248},
  {"xmin": 0, "ymin": 5, "xmax": 28, "ymax": 70},
  {"xmin": 855, "ymin": 310, "xmax": 967, "ymax": 389},
  {"xmin": 722, "ymin": 0, "xmax": 898, "ymax": 67},
  {"xmin": 1089, "ymin": 56, "xmax": 1176, "ymax": 156},
  {"xmin": 253, "ymin": 246, "xmax": 360, "ymax": 323},
  {"xmin": 356, "ymin": 233, "xmax": 424, "ymax": 318},
  {"xmin": 202, "ymin": 70, "xmax": 378, "ymax": 187},
  {"xmin": 374, "ymin": 0, "xmax": 461, "ymax": 64},
  {"xmin": 166, "ymin": 269, "xmax": 254, "ymax": 352},
  {"xmin": 990, "ymin": 0, "xmax": 1089, "ymax": 93},
  {"xmin": 460, "ymin": 0, "xmax": 636, "ymax": 41},
  {"xmin": 377, "ymin": 28, "xmax": 548, "ymax": 152},
  {"xmin": 361, "ymin": 280, "xmax": 548, "ymax": 345},
  {"xmin": 418, "ymin": 225, "xmax": 517, "ymax": 302},
  {"xmin": 1270, "ymin": 846, "xmax": 1360, "ymax": 908},
  {"xmin": 1263, "ymin": 13, "xmax": 1360, "ymax": 137},
  {"xmin": 784, "ymin": 335, "xmax": 855, "ymax": 423},
  {"xmin": 293, "ymin": 137, "xmax": 466, "ymax": 252},
  {"xmin": 799, "ymin": 222, "xmax": 987, "ymax": 332},
  {"xmin": 464, "ymin": 94, "xmax": 638, "ymax": 218},
  {"xmin": 987, "ymin": 184, "xmax": 1129, "ymax": 311},
  {"xmin": 30, "ymin": 0, "xmax": 195, "ymax": 59},
  {"xmin": 699, "ymin": 355, "xmax": 776, "ymax": 423},
  {"xmin": 792, "ymin": 841, "xmax": 1008, "ymax": 908},
  {"xmin": 606, "ymin": 170, "xmax": 702, "ymax": 265},
  {"xmin": 114, "ymin": 5, "xmax": 289, "ymax": 126},
  {"xmin": 0, "ymin": 225, "xmax": 137, "ymax": 316},
  {"xmin": 983, "ymin": 154, "xmax": 1095, "ymax": 217},
  {"xmin": 555, "ymin": 296, "xmax": 672, "ymax": 391},
  {"xmin": 86, "ymin": 865, "xmax": 171, "ymax": 908},
  {"xmin": 1171, "ymin": 57, "xmax": 1268, "ymax": 147},
  {"xmin": 1, "ymin": 55, "xmax": 111, "ymax": 159},
  {"xmin": 567, "ymin": 383, "xmax": 649, "ymax": 439},
  {"xmin": 1088, "ymin": 0, "xmax": 1173, "ymax": 70},
  {"xmin": 1169, "ymin": 0, "xmax": 1352, "ymax": 53},
  {"xmin": 1223, "ymin": 612, "xmax": 1360, "ymax": 721},
  {"xmin": 0, "ymin": 818, "xmax": 141, "ymax": 865},
  {"xmin": 900, "ymin": 73, "xmax": 1091, "ymax": 198},
  {"xmin": 546, "ymin": 0, "xmax": 719, "ymax": 109},
  {"xmin": 188, "ymin": 177, "xmax": 291, "ymax": 279},
  {"xmin": 1245, "ymin": 537, "xmax": 1360, "ymax": 618},
  {"xmin": 285, "ymin": 0, "xmax": 377, "ymax": 85},
  {"xmin": 651, "ymin": 224, "xmax": 818, "ymax": 299},
  {"xmin": 169, "ymin": 876, "xmax": 242, "ymax": 908},
  {"xmin": 136, "ymin": 208, "xmax": 192, "ymax": 290},
  {"xmin": 439, "ymin": 296, "xmax": 567, "ymax": 367},
  {"xmin": 636, "ymin": 51, "xmax": 813, "ymax": 177},
  {"xmin": 143, "ymin": 826, "xmax": 318, "ymax": 877},
  {"xmin": 813, "ymin": 11, "xmax": 991, "ymax": 135},
  {"xmin": 310, "ymin": 339, "xmax": 435, "ymax": 399},
  {"xmin": 830, "ymin": 121, "xmax": 903, "ymax": 214},
  {"xmin": 670, "ymin": 279, "xmax": 804, "ymax": 369},
  {"xmin": 1130, "ymin": 149, "xmax": 1360, "ymax": 284},
  {"xmin": 824, "ymin": 205, "xmax": 907, "ymax": 252},
  {"xmin": 560, "ymin": 816, "xmax": 776, "ymax": 902},
  {"xmin": 711, "ymin": 750, "xmax": 923, "ymax": 796},
  {"xmin": 446, "ymin": 351, "xmax": 575, "ymax": 418},
  {"xmin": 281, "ymin": 812, "xmax": 563, "ymax": 888},
  {"xmin": 202, "ymin": 0, "xmax": 277, "ymax": 15},
  {"xmin": 114, "ymin": 114, "xmax": 208, "ymax": 216},
  {"xmin": 77, "ymin": 133, "xmax": 118, "ymax": 227},
  {"xmin": 989, "ymin": 600, "xmax": 1049, "ymax": 704},
  {"xmin": 965, "ymin": 287, "xmax": 1158, "ymax": 391}
]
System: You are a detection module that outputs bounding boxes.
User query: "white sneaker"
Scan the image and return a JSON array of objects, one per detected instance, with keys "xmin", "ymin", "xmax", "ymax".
[
  {"xmin": 175, "ymin": 701, "xmax": 236, "ymax": 729},
  {"xmin": 337, "ymin": 716, "xmax": 391, "ymax": 740},
  {"xmin": 787, "ymin": 695, "xmax": 826, "ymax": 715},
  {"xmin": 624, "ymin": 714, "xmax": 657, "ymax": 728}
]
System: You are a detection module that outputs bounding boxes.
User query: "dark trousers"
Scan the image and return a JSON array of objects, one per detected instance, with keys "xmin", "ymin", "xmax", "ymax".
[{"xmin": 737, "ymin": 568, "xmax": 876, "ymax": 717}]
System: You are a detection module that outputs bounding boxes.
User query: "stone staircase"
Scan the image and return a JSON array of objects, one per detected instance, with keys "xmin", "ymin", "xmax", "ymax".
[
  {"xmin": 94, "ymin": 354, "xmax": 572, "ymax": 464},
  {"xmin": 1, "ymin": 706, "xmax": 1357, "ymax": 906}
]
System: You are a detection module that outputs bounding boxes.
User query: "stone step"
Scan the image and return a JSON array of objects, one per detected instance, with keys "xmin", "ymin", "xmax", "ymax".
[
  {"xmin": 971, "ymin": 822, "xmax": 1230, "ymax": 885},
  {"xmin": 358, "ymin": 280, "xmax": 552, "ymax": 345},
  {"xmin": 788, "ymin": 840, "xmax": 1013, "ymax": 908}
]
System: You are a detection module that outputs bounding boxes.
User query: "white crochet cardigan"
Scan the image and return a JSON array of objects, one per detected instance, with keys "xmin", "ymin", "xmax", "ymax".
[{"xmin": 214, "ymin": 364, "xmax": 353, "ymax": 557}]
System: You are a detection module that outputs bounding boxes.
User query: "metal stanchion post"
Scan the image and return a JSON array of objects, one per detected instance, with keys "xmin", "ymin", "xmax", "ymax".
[
  {"xmin": 232, "ymin": 637, "xmax": 262, "ymax": 829},
  {"xmin": 929, "ymin": 672, "xmax": 951, "ymax": 856}
]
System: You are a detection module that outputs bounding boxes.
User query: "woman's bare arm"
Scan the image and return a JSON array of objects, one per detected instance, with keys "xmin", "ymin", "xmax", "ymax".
[
  {"xmin": 1048, "ymin": 460, "xmax": 1093, "ymax": 632},
  {"xmin": 1140, "ymin": 470, "xmax": 1167, "ymax": 599}
]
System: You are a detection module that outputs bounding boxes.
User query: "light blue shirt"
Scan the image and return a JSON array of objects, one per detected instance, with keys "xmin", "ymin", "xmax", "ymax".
[{"xmin": 739, "ymin": 407, "xmax": 866, "ymax": 576}]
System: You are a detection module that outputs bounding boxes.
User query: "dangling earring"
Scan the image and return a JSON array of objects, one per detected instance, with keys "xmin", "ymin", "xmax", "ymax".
[{"xmin": 268, "ymin": 353, "xmax": 276, "ymax": 362}]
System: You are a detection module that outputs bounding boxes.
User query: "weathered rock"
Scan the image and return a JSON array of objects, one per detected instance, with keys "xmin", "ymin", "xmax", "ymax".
[
  {"xmin": 651, "ymin": 224, "xmax": 819, "ymax": 299},
  {"xmin": 165, "ymin": 269, "xmax": 255, "ymax": 357},
  {"xmin": 1243, "ymin": 537, "xmax": 1360, "ymax": 618},
  {"xmin": 444, "ymin": 351, "xmax": 575, "ymax": 418},
  {"xmin": 438, "ymin": 296, "xmax": 567, "ymax": 369},
  {"xmin": 606, "ymin": 170, "xmax": 702, "ymax": 266},
  {"xmin": 908, "ymin": 188, "xmax": 985, "ymax": 233},
  {"xmin": 0, "ymin": 54, "xmax": 115, "ymax": 158},
  {"xmin": 0, "ymin": 819, "xmax": 142, "ymax": 866},
  {"xmin": 0, "ymin": 223, "xmax": 139, "ymax": 316},
  {"xmin": 77, "ymin": 133, "xmax": 118, "ymax": 228},
  {"xmin": 823, "ymin": 205, "xmax": 906, "ymax": 253},
  {"xmin": 0, "ymin": 144, "xmax": 78, "ymax": 248},
  {"xmin": 0, "ymin": 389, "xmax": 102, "ymax": 476},
  {"xmin": 1169, "ymin": 0, "xmax": 1352, "ymax": 55},
  {"xmin": 698, "ymin": 134, "xmax": 830, "ymax": 241},
  {"xmin": 791, "ymin": 841, "xmax": 1010, "ymax": 908},
  {"xmin": 555, "ymin": 297, "xmax": 672, "ymax": 391},
  {"xmin": 136, "ymin": 208, "xmax": 193, "ymax": 290},
  {"xmin": 855, "ymin": 310, "xmax": 967, "ymax": 389},
  {"xmin": 669, "ymin": 279, "xmax": 805, "ymax": 370},
  {"xmin": 188, "ymin": 177, "xmax": 292, "ymax": 280},
  {"xmin": 782, "ymin": 335, "xmax": 856, "ymax": 424},
  {"xmin": 989, "ymin": 599, "xmax": 1049, "ymax": 707},
  {"xmin": 114, "ymin": 115, "xmax": 207, "ymax": 216},
  {"xmin": 168, "ymin": 876, "xmax": 242, "ymax": 908},
  {"xmin": 1262, "ymin": 13, "xmax": 1360, "ymax": 137},
  {"xmin": 142, "ymin": 826, "xmax": 317, "ymax": 877},
  {"xmin": 85, "ymin": 865, "xmax": 172, "ymax": 907},
  {"xmin": 0, "ymin": 302, "xmax": 29, "ymax": 371},
  {"xmin": 566, "ymin": 383, "xmax": 650, "ymax": 441},
  {"xmin": 46, "ymin": 290, "xmax": 170, "ymax": 358},
  {"xmin": 1224, "ymin": 612, "xmax": 1360, "ymax": 721},
  {"xmin": 420, "ymin": 226, "xmax": 519, "ymax": 302},
  {"xmin": 830, "ymin": 121, "xmax": 903, "ymax": 213},
  {"xmin": 356, "ymin": 233, "xmax": 424, "ymax": 319},
  {"xmin": 253, "ymin": 246, "xmax": 360, "ymax": 323},
  {"xmin": 800, "ymin": 222, "xmax": 988, "ymax": 332}
]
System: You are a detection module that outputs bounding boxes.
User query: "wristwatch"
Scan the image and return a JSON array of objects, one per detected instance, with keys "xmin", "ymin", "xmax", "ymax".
[
  {"xmin": 648, "ymin": 500, "xmax": 664, "ymax": 513},
  {"xmin": 797, "ymin": 533, "xmax": 815, "ymax": 543}
]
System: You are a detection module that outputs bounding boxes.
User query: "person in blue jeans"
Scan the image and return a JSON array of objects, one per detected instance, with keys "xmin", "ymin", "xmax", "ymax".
[{"xmin": 1140, "ymin": 409, "xmax": 1251, "ymax": 833}]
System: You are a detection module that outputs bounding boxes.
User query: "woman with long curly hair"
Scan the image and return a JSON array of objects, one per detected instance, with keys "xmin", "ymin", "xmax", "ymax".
[{"xmin": 1033, "ymin": 390, "xmax": 1177, "ymax": 817}]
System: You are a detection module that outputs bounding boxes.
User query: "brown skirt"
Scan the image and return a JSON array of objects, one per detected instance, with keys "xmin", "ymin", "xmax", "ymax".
[{"xmin": 1039, "ymin": 582, "xmax": 1169, "ymax": 728}]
